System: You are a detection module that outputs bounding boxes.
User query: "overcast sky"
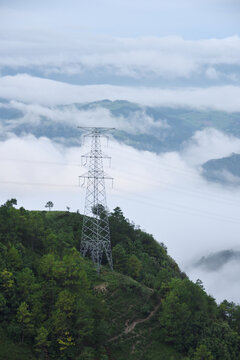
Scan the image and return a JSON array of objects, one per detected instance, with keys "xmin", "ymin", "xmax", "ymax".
[
  {"xmin": 1, "ymin": 0, "xmax": 240, "ymax": 38},
  {"xmin": 1, "ymin": 1, "xmax": 240, "ymax": 303},
  {"xmin": 1, "ymin": 0, "xmax": 240, "ymax": 88}
]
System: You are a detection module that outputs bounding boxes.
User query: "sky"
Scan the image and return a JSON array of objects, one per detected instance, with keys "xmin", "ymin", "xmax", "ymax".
[
  {"xmin": 1, "ymin": 0, "xmax": 240, "ymax": 38},
  {"xmin": 1, "ymin": 0, "xmax": 240, "ymax": 303}
]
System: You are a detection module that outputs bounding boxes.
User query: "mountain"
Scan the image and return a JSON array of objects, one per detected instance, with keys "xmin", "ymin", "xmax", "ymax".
[
  {"xmin": 195, "ymin": 249, "xmax": 240, "ymax": 271},
  {"xmin": 1, "ymin": 200, "xmax": 240, "ymax": 359},
  {"xmin": 201, "ymin": 153, "xmax": 240, "ymax": 185},
  {"xmin": 1, "ymin": 98, "xmax": 240, "ymax": 153}
]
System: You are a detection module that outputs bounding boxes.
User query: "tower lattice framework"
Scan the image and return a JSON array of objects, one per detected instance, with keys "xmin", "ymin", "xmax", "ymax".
[{"xmin": 79, "ymin": 127, "xmax": 114, "ymax": 272}]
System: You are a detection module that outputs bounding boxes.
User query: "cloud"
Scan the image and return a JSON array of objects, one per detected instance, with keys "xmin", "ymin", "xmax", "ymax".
[
  {"xmin": 1, "ymin": 125, "xmax": 240, "ymax": 304},
  {"xmin": 0, "ymin": 100, "xmax": 168, "ymax": 137},
  {"xmin": 1, "ymin": 0, "xmax": 240, "ymax": 305},
  {"xmin": 0, "ymin": 32, "xmax": 240, "ymax": 83},
  {"xmin": 1, "ymin": 130, "xmax": 240, "ymax": 304},
  {"xmin": 188, "ymin": 259, "xmax": 240, "ymax": 303},
  {"xmin": 1, "ymin": 74, "xmax": 240, "ymax": 112},
  {"xmin": 182, "ymin": 128, "xmax": 240, "ymax": 166},
  {"xmin": 205, "ymin": 67, "xmax": 219, "ymax": 80}
]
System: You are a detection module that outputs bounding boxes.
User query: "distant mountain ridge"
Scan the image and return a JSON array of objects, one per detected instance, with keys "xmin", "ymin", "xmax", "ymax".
[
  {"xmin": 1, "ymin": 98, "xmax": 240, "ymax": 153},
  {"xmin": 195, "ymin": 249, "xmax": 240, "ymax": 271},
  {"xmin": 1, "ymin": 98, "xmax": 240, "ymax": 186},
  {"xmin": 202, "ymin": 153, "xmax": 240, "ymax": 185}
]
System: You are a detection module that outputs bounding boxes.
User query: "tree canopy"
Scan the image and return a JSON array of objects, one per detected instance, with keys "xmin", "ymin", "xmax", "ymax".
[{"xmin": 0, "ymin": 201, "xmax": 240, "ymax": 360}]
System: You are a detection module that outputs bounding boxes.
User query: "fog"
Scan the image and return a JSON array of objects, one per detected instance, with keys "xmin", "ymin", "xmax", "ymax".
[
  {"xmin": 1, "ymin": 75, "xmax": 240, "ymax": 111},
  {"xmin": 1, "ymin": 129, "xmax": 240, "ymax": 303},
  {"xmin": 0, "ymin": 100, "xmax": 168, "ymax": 136},
  {"xmin": 1, "ymin": 0, "xmax": 240, "ymax": 304},
  {"xmin": 1, "ymin": 35, "xmax": 240, "ymax": 83},
  {"xmin": 188, "ymin": 260, "xmax": 240, "ymax": 303}
]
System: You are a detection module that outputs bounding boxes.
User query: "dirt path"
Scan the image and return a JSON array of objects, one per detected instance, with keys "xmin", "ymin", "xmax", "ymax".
[{"xmin": 108, "ymin": 299, "xmax": 161, "ymax": 342}]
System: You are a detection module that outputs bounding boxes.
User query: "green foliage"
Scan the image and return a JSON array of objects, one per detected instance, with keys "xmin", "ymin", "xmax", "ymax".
[
  {"xmin": 219, "ymin": 300, "xmax": 240, "ymax": 333},
  {"xmin": 0, "ymin": 269, "xmax": 14, "ymax": 291},
  {"xmin": 77, "ymin": 347, "xmax": 95, "ymax": 360},
  {"xmin": 159, "ymin": 278, "xmax": 240, "ymax": 359},
  {"xmin": 4, "ymin": 198, "xmax": 17, "ymax": 208},
  {"xmin": 45, "ymin": 201, "xmax": 54, "ymax": 211},
  {"xmin": 192, "ymin": 345, "xmax": 213, "ymax": 360},
  {"xmin": 0, "ymin": 293, "xmax": 6, "ymax": 312},
  {"xmin": 35, "ymin": 326, "xmax": 50, "ymax": 352},
  {"xmin": 126, "ymin": 254, "xmax": 142, "ymax": 279},
  {"xmin": 112, "ymin": 244, "xmax": 128, "ymax": 273},
  {"xmin": 17, "ymin": 302, "xmax": 34, "ymax": 343},
  {"xmin": 109, "ymin": 207, "xmax": 182, "ymax": 288},
  {"xmin": 7, "ymin": 246, "xmax": 23, "ymax": 270},
  {"xmin": 0, "ymin": 330, "xmax": 36, "ymax": 360},
  {"xmin": 0, "ymin": 201, "xmax": 240, "ymax": 360}
]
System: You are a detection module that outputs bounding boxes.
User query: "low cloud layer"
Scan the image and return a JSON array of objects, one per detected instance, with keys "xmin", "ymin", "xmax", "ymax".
[
  {"xmin": 1, "ymin": 129, "xmax": 240, "ymax": 303},
  {"xmin": 0, "ymin": 100, "xmax": 168, "ymax": 138},
  {"xmin": 182, "ymin": 128, "xmax": 240, "ymax": 166},
  {"xmin": 1, "ymin": 74, "xmax": 240, "ymax": 112},
  {"xmin": 188, "ymin": 259, "xmax": 240, "ymax": 304},
  {"xmin": 1, "ymin": 0, "xmax": 240, "ymax": 305},
  {"xmin": 1, "ymin": 28, "xmax": 240, "ymax": 85}
]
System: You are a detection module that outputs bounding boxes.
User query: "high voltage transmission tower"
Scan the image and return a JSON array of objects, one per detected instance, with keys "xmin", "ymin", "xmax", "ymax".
[{"xmin": 78, "ymin": 127, "xmax": 114, "ymax": 273}]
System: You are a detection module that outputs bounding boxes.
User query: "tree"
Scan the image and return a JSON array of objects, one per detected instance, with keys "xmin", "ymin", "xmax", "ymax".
[
  {"xmin": 0, "ymin": 293, "xmax": 6, "ymax": 313},
  {"xmin": 4, "ymin": 198, "xmax": 17, "ymax": 208},
  {"xmin": 45, "ymin": 201, "xmax": 54, "ymax": 212},
  {"xmin": 7, "ymin": 246, "xmax": 22, "ymax": 270},
  {"xmin": 92, "ymin": 204, "xmax": 107, "ymax": 218},
  {"xmin": 159, "ymin": 291, "xmax": 191, "ymax": 351},
  {"xmin": 35, "ymin": 326, "xmax": 50, "ymax": 359},
  {"xmin": 127, "ymin": 255, "xmax": 142, "ymax": 279},
  {"xmin": 17, "ymin": 302, "xmax": 33, "ymax": 343},
  {"xmin": 78, "ymin": 347, "xmax": 95, "ymax": 359},
  {"xmin": 16, "ymin": 267, "xmax": 38, "ymax": 302},
  {"xmin": 112, "ymin": 244, "xmax": 128, "ymax": 273},
  {"xmin": 0, "ymin": 269, "xmax": 14, "ymax": 293},
  {"xmin": 159, "ymin": 278, "xmax": 214, "ymax": 353},
  {"xmin": 193, "ymin": 345, "xmax": 213, "ymax": 360},
  {"xmin": 218, "ymin": 300, "xmax": 240, "ymax": 333}
]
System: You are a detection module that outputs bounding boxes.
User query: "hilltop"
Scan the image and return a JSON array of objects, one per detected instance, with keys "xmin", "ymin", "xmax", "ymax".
[{"xmin": 0, "ymin": 199, "xmax": 240, "ymax": 360}]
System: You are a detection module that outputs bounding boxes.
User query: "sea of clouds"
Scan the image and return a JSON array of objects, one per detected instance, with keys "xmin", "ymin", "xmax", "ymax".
[{"xmin": 1, "ymin": 0, "xmax": 240, "ymax": 303}]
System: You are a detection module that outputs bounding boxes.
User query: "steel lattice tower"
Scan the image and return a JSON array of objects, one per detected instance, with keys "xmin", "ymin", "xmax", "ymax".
[{"xmin": 79, "ymin": 127, "xmax": 114, "ymax": 272}]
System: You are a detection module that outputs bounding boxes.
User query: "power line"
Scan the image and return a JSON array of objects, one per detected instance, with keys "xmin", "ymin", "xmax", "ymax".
[
  {"xmin": 2, "ymin": 150, "xmax": 240, "ymax": 223},
  {"xmin": 1, "ymin": 179, "xmax": 240, "ymax": 224},
  {"xmin": 117, "ymin": 172, "xmax": 240, "ymax": 207},
  {"xmin": 0, "ymin": 180, "xmax": 79, "ymax": 188},
  {"xmin": 2, "ymin": 155, "xmax": 239, "ymax": 206},
  {"xmin": 112, "ymin": 192, "xmax": 240, "ymax": 225},
  {"xmin": 0, "ymin": 157, "xmax": 81, "ymax": 167}
]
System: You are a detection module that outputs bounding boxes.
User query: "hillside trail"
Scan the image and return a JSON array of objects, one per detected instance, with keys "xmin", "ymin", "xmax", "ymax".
[{"xmin": 108, "ymin": 298, "xmax": 161, "ymax": 342}]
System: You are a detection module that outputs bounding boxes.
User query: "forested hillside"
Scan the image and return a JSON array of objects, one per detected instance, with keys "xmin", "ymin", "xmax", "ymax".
[{"xmin": 1, "ymin": 199, "xmax": 240, "ymax": 360}]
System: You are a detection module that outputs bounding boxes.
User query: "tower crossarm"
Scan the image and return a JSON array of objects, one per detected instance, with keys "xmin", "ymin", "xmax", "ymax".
[
  {"xmin": 82, "ymin": 154, "xmax": 111, "ymax": 159},
  {"xmin": 79, "ymin": 172, "xmax": 113, "ymax": 187},
  {"xmin": 79, "ymin": 173, "xmax": 113, "ymax": 180},
  {"xmin": 78, "ymin": 126, "xmax": 115, "ymax": 133}
]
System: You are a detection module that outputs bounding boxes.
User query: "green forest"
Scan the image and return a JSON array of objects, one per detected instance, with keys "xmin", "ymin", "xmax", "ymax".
[{"xmin": 1, "ymin": 199, "xmax": 240, "ymax": 360}]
